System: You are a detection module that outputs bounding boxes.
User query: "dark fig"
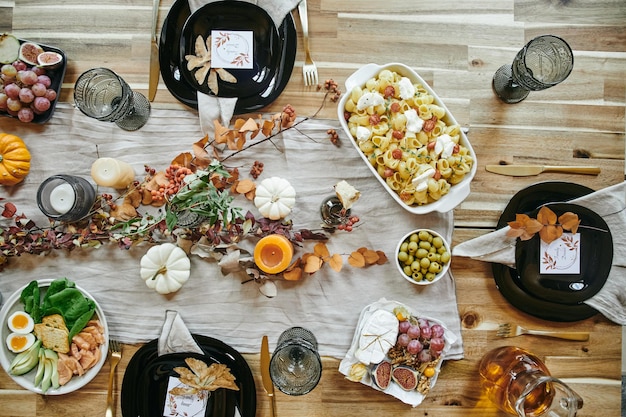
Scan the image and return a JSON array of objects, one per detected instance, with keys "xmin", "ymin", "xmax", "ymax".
[
  {"xmin": 391, "ymin": 365, "xmax": 418, "ymax": 391},
  {"xmin": 372, "ymin": 360, "xmax": 391, "ymax": 390}
]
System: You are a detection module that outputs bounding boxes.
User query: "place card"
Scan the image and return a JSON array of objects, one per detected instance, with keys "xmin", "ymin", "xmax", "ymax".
[
  {"xmin": 210, "ymin": 30, "xmax": 253, "ymax": 69},
  {"xmin": 539, "ymin": 233, "xmax": 581, "ymax": 274},
  {"xmin": 163, "ymin": 376, "xmax": 208, "ymax": 417}
]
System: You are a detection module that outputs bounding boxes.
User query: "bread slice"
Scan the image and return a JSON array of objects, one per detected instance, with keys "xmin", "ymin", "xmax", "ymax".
[{"xmin": 33, "ymin": 314, "xmax": 70, "ymax": 354}]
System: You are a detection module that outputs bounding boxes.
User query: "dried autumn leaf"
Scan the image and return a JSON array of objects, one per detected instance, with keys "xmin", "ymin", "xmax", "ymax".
[
  {"xmin": 559, "ymin": 212, "xmax": 580, "ymax": 233},
  {"xmin": 375, "ymin": 251, "xmax": 388, "ymax": 265},
  {"xmin": 207, "ymin": 69, "xmax": 219, "ymax": 94},
  {"xmin": 348, "ymin": 251, "xmax": 365, "ymax": 268},
  {"xmin": 303, "ymin": 253, "xmax": 323, "ymax": 273},
  {"xmin": 328, "ymin": 253, "xmax": 343, "ymax": 272},
  {"xmin": 537, "ymin": 206, "xmax": 557, "ymax": 226},
  {"xmin": 1, "ymin": 202, "xmax": 17, "ymax": 218},
  {"xmin": 361, "ymin": 249, "xmax": 380, "ymax": 265},
  {"xmin": 283, "ymin": 266, "xmax": 302, "ymax": 281},
  {"xmin": 171, "ymin": 152, "xmax": 194, "ymax": 170},
  {"xmin": 235, "ymin": 179, "xmax": 255, "ymax": 194},
  {"xmin": 539, "ymin": 224, "xmax": 563, "ymax": 244},
  {"xmin": 261, "ymin": 119, "xmax": 275, "ymax": 137},
  {"xmin": 215, "ymin": 67, "xmax": 237, "ymax": 83},
  {"xmin": 313, "ymin": 242, "xmax": 330, "ymax": 259}
]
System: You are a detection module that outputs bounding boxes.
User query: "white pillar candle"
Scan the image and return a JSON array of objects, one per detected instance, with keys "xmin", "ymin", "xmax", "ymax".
[
  {"xmin": 90, "ymin": 157, "xmax": 135, "ymax": 189},
  {"xmin": 49, "ymin": 183, "xmax": 75, "ymax": 214}
]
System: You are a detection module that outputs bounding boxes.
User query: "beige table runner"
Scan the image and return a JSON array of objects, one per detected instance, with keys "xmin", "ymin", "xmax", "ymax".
[{"xmin": 0, "ymin": 104, "xmax": 463, "ymax": 360}]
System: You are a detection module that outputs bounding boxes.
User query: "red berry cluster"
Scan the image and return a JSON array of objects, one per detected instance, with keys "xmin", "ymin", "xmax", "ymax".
[
  {"xmin": 318, "ymin": 79, "xmax": 341, "ymax": 102},
  {"xmin": 100, "ymin": 193, "xmax": 117, "ymax": 211},
  {"xmin": 250, "ymin": 160, "xmax": 264, "ymax": 179},
  {"xmin": 281, "ymin": 104, "xmax": 296, "ymax": 127},
  {"xmin": 327, "ymin": 129, "xmax": 340, "ymax": 147},
  {"xmin": 336, "ymin": 215, "xmax": 360, "ymax": 232}
]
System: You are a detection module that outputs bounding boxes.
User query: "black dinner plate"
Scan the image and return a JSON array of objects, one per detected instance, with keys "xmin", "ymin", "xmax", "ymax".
[
  {"xmin": 121, "ymin": 334, "xmax": 256, "ymax": 417},
  {"xmin": 492, "ymin": 181, "xmax": 600, "ymax": 321},
  {"xmin": 515, "ymin": 203, "xmax": 613, "ymax": 305},
  {"xmin": 159, "ymin": 0, "xmax": 296, "ymax": 113},
  {"xmin": 0, "ymin": 39, "xmax": 66, "ymax": 124}
]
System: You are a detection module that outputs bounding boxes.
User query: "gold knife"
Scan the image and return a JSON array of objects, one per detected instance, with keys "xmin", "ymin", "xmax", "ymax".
[
  {"xmin": 261, "ymin": 336, "xmax": 277, "ymax": 417},
  {"xmin": 485, "ymin": 164, "xmax": 601, "ymax": 177},
  {"xmin": 148, "ymin": 0, "xmax": 160, "ymax": 101}
]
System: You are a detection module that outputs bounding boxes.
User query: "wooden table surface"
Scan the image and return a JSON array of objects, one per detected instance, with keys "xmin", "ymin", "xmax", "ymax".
[{"xmin": 1, "ymin": 0, "xmax": 625, "ymax": 416}]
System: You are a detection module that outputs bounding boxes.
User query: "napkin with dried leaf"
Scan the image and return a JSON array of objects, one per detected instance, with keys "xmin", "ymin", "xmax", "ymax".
[
  {"xmin": 453, "ymin": 182, "xmax": 626, "ymax": 325},
  {"xmin": 187, "ymin": 0, "xmax": 301, "ymax": 134}
]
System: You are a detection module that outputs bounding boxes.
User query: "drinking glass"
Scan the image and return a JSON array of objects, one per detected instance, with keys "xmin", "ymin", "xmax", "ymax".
[
  {"xmin": 37, "ymin": 174, "xmax": 96, "ymax": 222},
  {"xmin": 492, "ymin": 35, "xmax": 574, "ymax": 103},
  {"xmin": 74, "ymin": 67, "xmax": 150, "ymax": 130},
  {"xmin": 269, "ymin": 327, "xmax": 322, "ymax": 395}
]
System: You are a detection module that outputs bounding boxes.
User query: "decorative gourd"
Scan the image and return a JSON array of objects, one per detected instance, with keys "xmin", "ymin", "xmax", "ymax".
[
  {"xmin": 140, "ymin": 243, "xmax": 191, "ymax": 294},
  {"xmin": 0, "ymin": 133, "xmax": 31, "ymax": 186},
  {"xmin": 254, "ymin": 177, "xmax": 296, "ymax": 220}
]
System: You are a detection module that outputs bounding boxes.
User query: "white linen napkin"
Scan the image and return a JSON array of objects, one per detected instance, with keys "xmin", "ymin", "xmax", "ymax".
[
  {"xmin": 453, "ymin": 182, "xmax": 626, "ymax": 325},
  {"xmin": 188, "ymin": 0, "xmax": 301, "ymax": 134},
  {"xmin": 158, "ymin": 310, "xmax": 204, "ymax": 355}
]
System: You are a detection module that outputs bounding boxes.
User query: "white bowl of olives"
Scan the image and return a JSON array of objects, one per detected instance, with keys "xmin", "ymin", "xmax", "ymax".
[{"xmin": 395, "ymin": 229, "xmax": 451, "ymax": 285}]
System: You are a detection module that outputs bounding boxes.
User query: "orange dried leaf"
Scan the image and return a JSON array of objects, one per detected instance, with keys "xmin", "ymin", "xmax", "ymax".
[
  {"xmin": 213, "ymin": 120, "xmax": 231, "ymax": 144},
  {"xmin": 506, "ymin": 227, "xmax": 525, "ymax": 239},
  {"xmin": 559, "ymin": 212, "xmax": 580, "ymax": 233},
  {"xmin": 328, "ymin": 253, "xmax": 343, "ymax": 272},
  {"xmin": 348, "ymin": 251, "xmax": 365, "ymax": 268},
  {"xmin": 261, "ymin": 119, "xmax": 275, "ymax": 137},
  {"xmin": 171, "ymin": 152, "xmax": 195, "ymax": 170},
  {"xmin": 238, "ymin": 118, "xmax": 259, "ymax": 133},
  {"xmin": 283, "ymin": 266, "xmax": 303, "ymax": 281},
  {"xmin": 362, "ymin": 249, "xmax": 380, "ymax": 265},
  {"xmin": 539, "ymin": 224, "xmax": 563, "ymax": 244},
  {"xmin": 375, "ymin": 251, "xmax": 388, "ymax": 265},
  {"xmin": 304, "ymin": 255, "xmax": 323, "ymax": 273},
  {"xmin": 235, "ymin": 179, "xmax": 255, "ymax": 194},
  {"xmin": 313, "ymin": 242, "xmax": 330, "ymax": 259},
  {"xmin": 233, "ymin": 118, "xmax": 246, "ymax": 130},
  {"xmin": 537, "ymin": 206, "xmax": 557, "ymax": 226}
]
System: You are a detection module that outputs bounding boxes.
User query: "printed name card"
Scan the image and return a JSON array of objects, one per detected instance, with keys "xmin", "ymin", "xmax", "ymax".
[
  {"xmin": 163, "ymin": 376, "xmax": 208, "ymax": 417},
  {"xmin": 211, "ymin": 30, "xmax": 253, "ymax": 69},
  {"xmin": 540, "ymin": 233, "xmax": 581, "ymax": 274}
]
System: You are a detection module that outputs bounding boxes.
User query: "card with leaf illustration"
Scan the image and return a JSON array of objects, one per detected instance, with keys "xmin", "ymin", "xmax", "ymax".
[
  {"xmin": 211, "ymin": 31, "xmax": 253, "ymax": 69},
  {"xmin": 540, "ymin": 233, "xmax": 581, "ymax": 274}
]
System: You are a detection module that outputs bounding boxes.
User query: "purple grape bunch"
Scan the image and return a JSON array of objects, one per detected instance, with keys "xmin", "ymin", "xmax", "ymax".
[
  {"xmin": 0, "ymin": 60, "xmax": 57, "ymax": 122},
  {"xmin": 396, "ymin": 317, "xmax": 446, "ymax": 364}
]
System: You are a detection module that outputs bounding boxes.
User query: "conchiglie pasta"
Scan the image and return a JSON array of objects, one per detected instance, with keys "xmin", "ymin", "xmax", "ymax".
[{"xmin": 343, "ymin": 69, "xmax": 474, "ymax": 206}]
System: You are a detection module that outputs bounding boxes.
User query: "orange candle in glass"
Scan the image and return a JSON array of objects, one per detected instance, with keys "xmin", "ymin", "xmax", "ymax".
[{"xmin": 254, "ymin": 234, "xmax": 293, "ymax": 274}]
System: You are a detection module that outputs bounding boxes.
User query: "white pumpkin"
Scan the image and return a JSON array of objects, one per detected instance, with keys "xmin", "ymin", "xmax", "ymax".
[
  {"xmin": 254, "ymin": 177, "xmax": 296, "ymax": 220},
  {"xmin": 140, "ymin": 243, "xmax": 191, "ymax": 294}
]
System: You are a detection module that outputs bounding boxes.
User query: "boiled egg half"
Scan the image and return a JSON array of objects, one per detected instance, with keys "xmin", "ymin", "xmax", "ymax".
[
  {"xmin": 6, "ymin": 332, "xmax": 36, "ymax": 353},
  {"xmin": 7, "ymin": 311, "xmax": 35, "ymax": 334}
]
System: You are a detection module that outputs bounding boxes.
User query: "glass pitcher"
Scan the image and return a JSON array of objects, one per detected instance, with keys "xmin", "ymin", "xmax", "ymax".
[{"xmin": 479, "ymin": 346, "xmax": 583, "ymax": 417}]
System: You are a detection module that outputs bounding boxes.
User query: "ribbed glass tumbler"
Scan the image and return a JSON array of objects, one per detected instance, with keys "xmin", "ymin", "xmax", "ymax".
[{"xmin": 74, "ymin": 67, "xmax": 150, "ymax": 130}]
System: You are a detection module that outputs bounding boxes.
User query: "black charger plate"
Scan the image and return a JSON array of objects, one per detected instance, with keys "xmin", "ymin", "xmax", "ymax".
[
  {"xmin": 121, "ymin": 334, "xmax": 256, "ymax": 417},
  {"xmin": 159, "ymin": 0, "xmax": 296, "ymax": 113},
  {"xmin": 492, "ymin": 181, "xmax": 600, "ymax": 322},
  {"xmin": 515, "ymin": 203, "xmax": 612, "ymax": 305}
]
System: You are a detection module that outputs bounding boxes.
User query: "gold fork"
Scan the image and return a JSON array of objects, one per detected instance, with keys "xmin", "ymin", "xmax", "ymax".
[
  {"xmin": 497, "ymin": 323, "xmax": 589, "ymax": 341},
  {"xmin": 105, "ymin": 340, "xmax": 122, "ymax": 417},
  {"xmin": 298, "ymin": 0, "xmax": 318, "ymax": 86}
]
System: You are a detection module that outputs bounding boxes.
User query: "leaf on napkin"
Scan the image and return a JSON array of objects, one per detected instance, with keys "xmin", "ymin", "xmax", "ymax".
[
  {"xmin": 171, "ymin": 358, "xmax": 239, "ymax": 395},
  {"xmin": 507, "ymin": 206, "xmax": 581, "ymax": 244},
  {"xmin": 358, "ymin": 247, "xmax": 381, "ymax": 265}
]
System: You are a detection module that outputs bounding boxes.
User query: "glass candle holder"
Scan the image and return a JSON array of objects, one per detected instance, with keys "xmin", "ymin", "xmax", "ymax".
[
  {"xmin": 37, "ymin": 175, "xmax": 96, "ymax": 222},
  {"xmin": 269, "ymin": 327, "xmax": 322, "ymax": 396}
]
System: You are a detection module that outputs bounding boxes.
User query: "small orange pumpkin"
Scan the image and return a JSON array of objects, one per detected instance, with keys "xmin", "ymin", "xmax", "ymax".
[{"xmin": 0, "ymin": 133, "xmax": 31, "ymax": 186}]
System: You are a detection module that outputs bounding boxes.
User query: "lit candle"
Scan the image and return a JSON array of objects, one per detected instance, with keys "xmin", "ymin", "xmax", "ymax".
[
  {"xmin": 49, "ymin": 183, "xmax": 75, "ymax": 214},
  {"xmin": 253, "ymin": 234, "xmax": 294, "ymax": 274},
  {"xmin": 90, "ymin": 157, "xmax": 135, "ymax": 189}
]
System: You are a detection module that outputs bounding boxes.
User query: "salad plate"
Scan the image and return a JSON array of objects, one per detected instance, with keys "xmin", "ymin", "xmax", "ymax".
[
  {"xmin": 492, "ymin": 181, "xmax": 600, "ymax": 321},
  {"xmin": 159, "ymin": 0, "xmax": 296, "ymax": 113},
  {"xmin": 121, "ymin": 334, "xmax": 256, "ymax": 417},
  {"xmin": 0, "ymin": 278, "xmax": 108, "ymax": 395}
]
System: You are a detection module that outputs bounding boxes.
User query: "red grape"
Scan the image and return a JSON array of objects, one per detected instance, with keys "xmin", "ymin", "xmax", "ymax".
[
  {"xmin": 407, "ymin": 339, "xmax": 423, "ymax": 355},
  {"xmin": 37, "ymin": 75, "xmax": 51, "ymax": 88},
  {"xmin": 420, "ymin": 325, "xmax": 432, "ymax": 340},
  {"xmin": 407, "ymin": 324, "xmax": 421, "ymax": 339},
  {"xmin": 4, "ymin": 83, "xmax": 20, "ymax": 100},
  {"xmin": 397, "ymin": 333, "xmax": 410, "ymax": 347},
  {"xmin": 31, "ymin": 82, "xmax": 46, "ymax": 97},
  {"xmin": 431, "ymin": 324, "xmax": 445, "ymax": 338},
  {"xmin": 18, "ymin": 87, "xmax": 35, "ymax": 104},
  {"xmin": 417, "ymin": 350, "xmax": 432, "ymax": 363},
  {"xmin": 398, "ymin": 321, "xmax": 411, "ymax": 334},
  {"xmin": 17, "ymin": 107, "xmax": 34, "ymax": 122},
  {"xmin": 33, "ymin": 97, "xmax": 50, "ymax": 112},
  {"xmin": 429, "ymin": 337, "xmax": 445, "ymax": 353}
]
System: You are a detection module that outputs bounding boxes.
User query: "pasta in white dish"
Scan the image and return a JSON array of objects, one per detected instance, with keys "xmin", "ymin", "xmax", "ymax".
[{"xmin": 342, "ymin": 69, "xmax": 474, "ymax": 207}]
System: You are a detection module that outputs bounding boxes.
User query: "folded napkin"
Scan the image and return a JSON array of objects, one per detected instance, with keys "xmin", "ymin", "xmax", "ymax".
[
  {"xmin": 188, "ymin": 0, "xmax": 301, "ymax": 134},
  {"xmin": 453, "ymin": 182, "xmax": 626, "ymax": 325},
  {"xmin": 158, "ymin": 310, "xmax": 204, "ymax": 355}
]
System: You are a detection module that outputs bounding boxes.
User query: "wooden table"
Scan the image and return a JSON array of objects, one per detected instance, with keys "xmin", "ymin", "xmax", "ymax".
[{"xmin": 0, "ymin": 0, "xmax": 624, "ymax": 416}]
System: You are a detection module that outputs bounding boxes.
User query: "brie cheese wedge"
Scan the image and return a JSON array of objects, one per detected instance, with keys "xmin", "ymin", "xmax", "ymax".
[{"xmin": 355, "ymin": 310, "xmax": 399, "ymax": 365}]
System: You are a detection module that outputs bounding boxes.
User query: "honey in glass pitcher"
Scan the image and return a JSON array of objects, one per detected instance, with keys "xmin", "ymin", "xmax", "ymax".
[{"xmin": 479, "ymin": 346, "xmax": 583, "ymax": 417}]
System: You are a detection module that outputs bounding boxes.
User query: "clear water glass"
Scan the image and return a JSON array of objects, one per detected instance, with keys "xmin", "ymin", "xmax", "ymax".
[
  {"xmin": 74, "ymin": 67, "xmax": 150, "ymax": 130},
  {"xmin": 269, "ymin": 327, "xmax": 322, "ymax": 396},
  {"xmin": 493, "ymin": 35, "xmax": 574, "ymax": 103}
]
